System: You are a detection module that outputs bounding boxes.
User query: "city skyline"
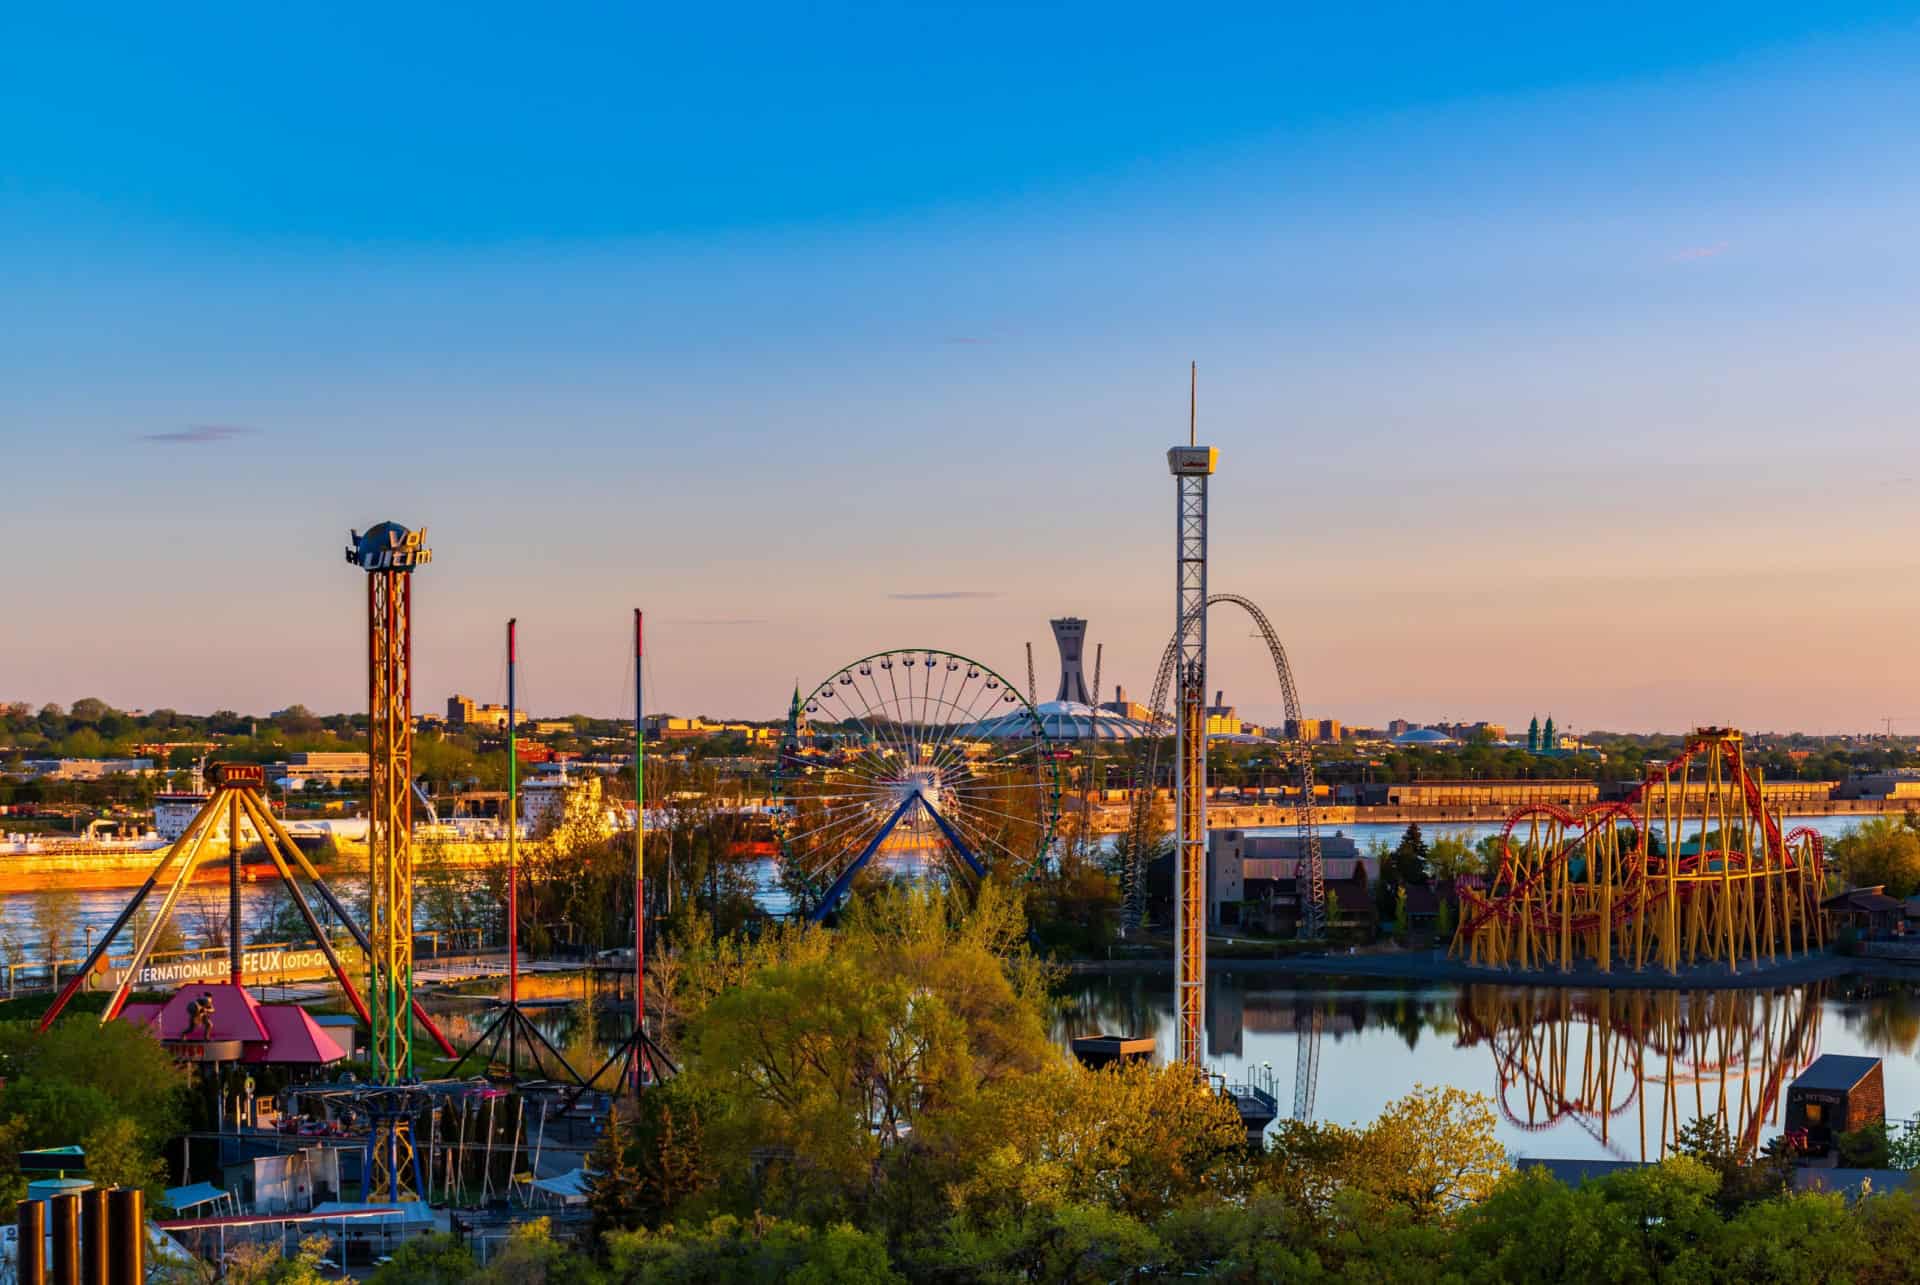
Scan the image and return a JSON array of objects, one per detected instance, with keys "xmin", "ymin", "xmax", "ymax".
[{"xmin": 7, "ymin": 6, "xmax": 1920, "ymax": 733}]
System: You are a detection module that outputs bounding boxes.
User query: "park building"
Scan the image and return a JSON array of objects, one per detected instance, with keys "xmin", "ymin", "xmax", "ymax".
[
  {"xmin": 646, "ymin": 714, "xmax": 778, "ymax": 743},
  {"xmin": 1837, "ymin": 771, "xmax": 1920, "ymax": 800},
  {"xmin": 1202, "ymin": 829, "xmax": 1373, "ymax": 936},
  {"xmin": 24, "ymin": 757, "xmax": 156, "ymax": 780},
  {"xmin": 1347, "ymin": 779, "xmax": 1602, "ymax": 808},
  {"xmin": 447, "ymin": 693, "xmax": 515, "ymax": 730},
  {"xmin": 271, "ymin": 751, "xmax": 370, "ymax": 788},
  {"xmin": 1629, "ymin": 776, "xmax": 1838, "ymax": 807}
]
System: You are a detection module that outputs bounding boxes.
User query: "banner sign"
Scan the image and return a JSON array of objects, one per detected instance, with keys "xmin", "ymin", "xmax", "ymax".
[{"xmin": 104, "ymin": 947, "xmax": 336, "ymax": 990}]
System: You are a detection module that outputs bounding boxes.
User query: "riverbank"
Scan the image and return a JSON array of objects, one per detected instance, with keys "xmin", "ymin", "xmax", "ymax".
[
  {"xmin": 1063, "ymin": 946, "xmax": 1902, "ymax": 990},
  {"xmin": 1084, "ymin": 798, "xmax": 1912, "ymax": 833},
  {"xmin": 0, "ymin": 834, "xmax": 501, "ymax": 893}
]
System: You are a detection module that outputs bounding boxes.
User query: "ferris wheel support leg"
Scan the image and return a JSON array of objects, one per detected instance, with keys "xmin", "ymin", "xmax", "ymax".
[
  {"xmin": 808, "ymin": 793, "xmax": 920, "ymax": 923},
  {"xmin": 918, "ymin": 798, "xmax": 987, "ymax": 879}
]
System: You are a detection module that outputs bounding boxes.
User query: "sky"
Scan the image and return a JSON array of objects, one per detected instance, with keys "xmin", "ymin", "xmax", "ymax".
[{"xmin": 4, "ymin": 3, "xmax": 1919, "ymax": 735}]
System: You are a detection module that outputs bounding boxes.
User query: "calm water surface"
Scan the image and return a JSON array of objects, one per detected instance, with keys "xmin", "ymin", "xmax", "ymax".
[{"xmin": 407, "ymin": 968, "xmax": 1920, "ymax": 1166}]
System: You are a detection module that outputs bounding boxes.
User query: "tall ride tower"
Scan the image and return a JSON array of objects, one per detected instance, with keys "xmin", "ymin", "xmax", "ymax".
[
  {"xmin": 1168, "ymin": 411, "xmax": 1216, "ymax": 1067},
  {"xmin": 347, "ymin": 522, "xmax": 431, "ymax": 1198}
]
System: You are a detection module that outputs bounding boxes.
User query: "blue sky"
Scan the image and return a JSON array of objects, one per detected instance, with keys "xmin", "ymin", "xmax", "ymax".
[{"xmin": 5, "ymin": 4, "xmax": 1919, "ymax": 732}]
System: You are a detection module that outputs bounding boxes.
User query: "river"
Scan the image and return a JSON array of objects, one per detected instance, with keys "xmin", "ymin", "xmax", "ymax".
[{"xmin": 401, "ymin": 969, "xmax": 1920, "ymax": 1164}]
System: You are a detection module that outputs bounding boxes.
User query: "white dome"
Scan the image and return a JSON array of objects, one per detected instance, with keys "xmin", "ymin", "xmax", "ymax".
[{"xmin": 961, "ymin": 700, "xmax": 1160, "ymax": 742}]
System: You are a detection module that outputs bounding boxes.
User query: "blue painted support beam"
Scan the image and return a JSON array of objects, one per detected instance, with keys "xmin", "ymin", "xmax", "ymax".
[
  {"xmin": 919, "ymin": 795, "xmax": 988, "ymax": 878},
  {"xmin": 809, "ymin": 791, "xmax": 919, "ymax": 922}
]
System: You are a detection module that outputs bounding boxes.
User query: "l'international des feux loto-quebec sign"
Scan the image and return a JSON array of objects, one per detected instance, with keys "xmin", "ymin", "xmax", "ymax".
[
  {"xmin": 103, "ymin": 947, "xmax": 336, "ymax": 991},
  {"xmin": 345, "ymin": 522, "xmax": 433, "ymax": 572}
]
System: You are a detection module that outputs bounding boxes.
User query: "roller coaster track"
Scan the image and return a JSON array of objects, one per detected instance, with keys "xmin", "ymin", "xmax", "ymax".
[{"xmin": 1452, "ymin": 729, "xmax": 1826, "ymax": 974}]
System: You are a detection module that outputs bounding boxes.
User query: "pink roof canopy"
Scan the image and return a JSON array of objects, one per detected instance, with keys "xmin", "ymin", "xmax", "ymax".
[{"xmin": 118, "ymin": 983, "xmax": 344, "ymax": 1065}]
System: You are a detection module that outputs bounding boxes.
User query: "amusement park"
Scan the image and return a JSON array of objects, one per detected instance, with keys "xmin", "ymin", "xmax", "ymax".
[{"xmin": 9, "ymin": 387, "xmax": 1920, "ymax": 1283}]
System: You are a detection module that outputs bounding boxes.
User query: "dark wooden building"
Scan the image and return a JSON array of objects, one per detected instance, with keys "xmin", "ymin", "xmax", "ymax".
[
  {"xmin": 1786, "ymin": 1055, "xmax": 1886, "ymax": 1156},
  {"xmin": 1822, "ymin": 886, "xmax": 1905, "ymax": 939}
]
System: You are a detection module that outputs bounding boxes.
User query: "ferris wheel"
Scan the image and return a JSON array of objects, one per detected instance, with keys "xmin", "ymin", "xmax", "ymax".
[{"xmin": 774, "ymin": 648, "xmax": 1062, "ymax": 919}]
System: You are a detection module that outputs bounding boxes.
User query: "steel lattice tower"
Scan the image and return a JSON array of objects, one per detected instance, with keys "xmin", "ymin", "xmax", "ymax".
[
  {"xmin": 1167, "ymin": 439, "xmax": 1215, "ymax": 1067},
  {"xmin": 347, "ymin": 522, "xmax": 432, "ymax": 1200}
]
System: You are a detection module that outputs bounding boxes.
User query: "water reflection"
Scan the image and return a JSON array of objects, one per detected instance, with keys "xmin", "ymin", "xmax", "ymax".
[
  {"xmin": 1057, "ymin": 973, "xmax": 1920, "ymax": 1161},
  {"xmin": 1456, "ymin": 986, "xmax": 1819, "ymax": 1161},
  {"xmin": 391, "ymin": 965, "xmax": 1920, "ymax": 1164}
]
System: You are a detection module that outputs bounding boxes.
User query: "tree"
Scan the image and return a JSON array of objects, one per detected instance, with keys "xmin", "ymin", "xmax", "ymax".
[
  {"xmin": 1342, "ymin": 1085, "xmax": 1509, "ymax": 1221},
  {"xmin": 927, "ymin": 1203, "xmax": 1163, "ymax": 1284},
  {"xmin": 84, "ymin": 1116, "xmax": 168, "ymax": 1205},
  {"xmin": 1831, "ymin": 817, "xmax": 1920, "ymax": 897},
  {"xmin": 1709, "ymin": 1190, "xmax": 1871, "ymax": 1283},
  {"xmin": 0, "ymin": 1116, "xmax": 26, "ymax": 1208},
  {"xmin": 366, "ymin": 1233, "xmax": 477, "ymax": 1284},
  {"xmin": 67, "ymin": 697, "xmax": 112, "ymax": 725},
  {"xmin": 30, "ymin": 887, "xmax": 79, "ymax": 979},
  {"xmin": 1391, "ymin": 823, "xmax": 1431, "ymax": 887},
  {"xmin": 1429, "ymin": 832, "xmax": 1484, "ymax": 882},
  {"xmin": 1672, "ymin": 1115, "xmax": 1792, "ymax": 1213},
  {"xmin": 468, "ymin": 1216, "xmax": 588, "ymax": 1284},
  {"xmin": 673, "ymin": 884, "xmax": 1054, "ymax": 1214},
  {"xmin": 941, "ymin": 1060, "xmax": 1248, "ymax": 1225},
  {"xmin": 0, "ymin": 1015, "xmax": 191, "ymax": 1149},
  {"xmin": 1448, "ymin": 1166, "xmax": 1646, "ymax": 1282},
  {"xmin": 219, "ymin": 1236, "xmax": 335, "ymax": 1285},
  {"xmin": 604, "ymin": 1214, "xmax": 902, "ymax": 1284}
]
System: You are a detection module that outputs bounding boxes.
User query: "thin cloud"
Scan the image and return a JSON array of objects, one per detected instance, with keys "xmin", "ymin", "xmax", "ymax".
[
  {"xmin": 1669, "ymin": 242, "xmax": 1729, "ymax": 263},
  {"xmin": 137, "ymin": 424, "xmax": 259, "ymax": 445},
  {"xmin": 887, "ymin": 591, "xmax": 1001, "ymax": 601}
]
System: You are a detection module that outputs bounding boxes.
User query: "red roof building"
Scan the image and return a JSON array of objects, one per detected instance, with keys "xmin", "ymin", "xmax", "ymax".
[{"xmin": 119, "ymin": 983, "xmax": 346, "ymax": 1066}]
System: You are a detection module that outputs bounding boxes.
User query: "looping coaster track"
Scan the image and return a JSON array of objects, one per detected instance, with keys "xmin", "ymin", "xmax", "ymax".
[{"xmin": 1451, "ymin": 728, "xmax": 1826, "ymax": 974}]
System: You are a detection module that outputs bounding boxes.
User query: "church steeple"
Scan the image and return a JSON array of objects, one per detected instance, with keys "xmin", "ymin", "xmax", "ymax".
[
  {"xmin": 1542, "ymin": 714, "xmax": 1556, "ymax": 752},
  {"xmin": 1527, "ymin": 715, "xmax": 1540, "ymax": 753},
  {"xmin": 784, "ymin": 681, "xmax": 808, "ymax": 751}
]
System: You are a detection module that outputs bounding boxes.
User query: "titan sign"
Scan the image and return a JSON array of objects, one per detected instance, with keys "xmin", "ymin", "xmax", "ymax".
[
  {"xmin": 104, "ymin": 947, "xmax": 334, "ymax": 990},
  {"xmin": 345, "ymin": 522, "xmax": 433, "ymax": 572}
]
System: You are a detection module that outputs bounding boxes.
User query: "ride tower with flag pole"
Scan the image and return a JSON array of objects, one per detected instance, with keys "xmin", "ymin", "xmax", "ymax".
[
  {"xmin": 1168, "ymin": 365, "xmax": 1216, "ymax": 1068},
  {"xmin": 449, "ymin": 620, "xmax": 589, "ymax": 1086},
  {"xmin": 579, "ymin": 609, "xmax": 676, "ymax": 1099}
]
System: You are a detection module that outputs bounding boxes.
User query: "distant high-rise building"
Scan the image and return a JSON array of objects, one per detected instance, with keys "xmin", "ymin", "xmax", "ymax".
[
  {"xmin": 1051, "ymin": 617, "xmax": 1092, "ymax": 704},
  {"xmin": 1287, "ymin": 717, "xmax": 1345, "ymax": 744},
  {"xmin": 448, "ymin": 693, "xmax": 513, "ymax": 729},
  {"xmin": 1388, "ymin": 719, "xmax": 1413, "ymax": 737}
]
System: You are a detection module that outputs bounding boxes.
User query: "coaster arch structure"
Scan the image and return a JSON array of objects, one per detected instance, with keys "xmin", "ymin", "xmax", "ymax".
[{"xmin": 1119, "ymin": 593, "xmax": 1326, "ymax": 937}]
